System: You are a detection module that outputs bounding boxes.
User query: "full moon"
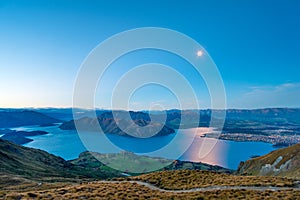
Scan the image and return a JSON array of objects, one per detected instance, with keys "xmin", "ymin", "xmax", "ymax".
[{"xmin": 197, "ymin": 50, "xmax": 203, "ymax": 57}]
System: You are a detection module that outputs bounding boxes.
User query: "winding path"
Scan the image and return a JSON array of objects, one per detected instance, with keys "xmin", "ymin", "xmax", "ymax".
[{"xmin": 99, "ymin": 180, "xmax": 300, "ymax": 193}]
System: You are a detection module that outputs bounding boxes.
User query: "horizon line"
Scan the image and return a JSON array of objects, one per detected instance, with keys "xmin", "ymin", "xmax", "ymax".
[{"xmin": 1, "ymin": 106, "xmax": 300, "ymax": 111}]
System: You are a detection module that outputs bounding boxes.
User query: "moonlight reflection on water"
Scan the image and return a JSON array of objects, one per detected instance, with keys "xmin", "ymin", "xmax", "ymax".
[{"xmin": 19, "ymin": 125, "xmax": 275, "ymax": 169}]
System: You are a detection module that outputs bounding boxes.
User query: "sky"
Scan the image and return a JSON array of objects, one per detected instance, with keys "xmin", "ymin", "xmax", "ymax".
[{"xmin": 0, "ymin": 0, "xmax": 299, "ymax": 109}]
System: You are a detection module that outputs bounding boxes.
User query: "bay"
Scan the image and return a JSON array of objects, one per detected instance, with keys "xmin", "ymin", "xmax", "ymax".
[{"xmin": 17, "ymin": 125, "xmax": 276, "ymax": 170}]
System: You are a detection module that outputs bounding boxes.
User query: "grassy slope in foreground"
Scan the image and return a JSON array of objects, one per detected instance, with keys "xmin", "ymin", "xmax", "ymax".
[
  {"xmin": 0, "ymin": 138, "xmax": 230, "ymax": 189},
  {"xmin": 0, "ymin": 138, "xmax": 123, "ymax": 188},
  {"xmin": 3, "ymin": 171, "xmax": 299, "ymax": 200},
  {"xmin": 1, "ymin": 138, "xmax": 299, "ymax": 199},
  {"xmin": 238, "ymin": 143, "xmax": 300, "ymax": 178},
  {"xmin": 116, "ymin": 170, "xmax": 295, "ymax": 190}
]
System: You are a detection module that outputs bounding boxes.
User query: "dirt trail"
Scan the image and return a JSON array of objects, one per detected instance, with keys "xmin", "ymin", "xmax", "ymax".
[{"xmin": 99, "ymin": 180, "xmax": 300, "ymax": 193}]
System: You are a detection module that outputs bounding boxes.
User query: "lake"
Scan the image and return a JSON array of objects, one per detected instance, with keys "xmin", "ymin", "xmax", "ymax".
[{"xmin": 15, "ymin": 124, "xmax": 276, "ymax": 170}]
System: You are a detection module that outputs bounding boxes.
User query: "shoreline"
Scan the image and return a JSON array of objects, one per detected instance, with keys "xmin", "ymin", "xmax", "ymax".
[{"xmin": 203, "ymin": 132, "xmax": 300, "ymax": 147}]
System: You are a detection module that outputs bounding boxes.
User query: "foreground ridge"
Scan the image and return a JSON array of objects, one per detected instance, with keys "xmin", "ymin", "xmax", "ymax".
[
  {"xmin": 99, "ymin": 180, "xmax": 300, "ymax": 193},
  {"xmin": 4, "ymin": 179, "xmax": 300, "ymax": 199}
]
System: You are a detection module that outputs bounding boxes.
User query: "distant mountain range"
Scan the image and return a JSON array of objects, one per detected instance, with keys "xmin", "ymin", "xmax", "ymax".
[
  {"xmin": 1, "ymin": 107, "xmax": 300, "ymax": 123},
  {"xmin": 1, "ymin": 108, "xmax": 300, "ymax": 141},
  {"xmin": 57, "ymin": 108, "xmax": 300, "ymax": 142},
  {"xmin": 0, "ymin": 110, "xmax": 61, "ymax": 128},
  {"xmin": 225, "ymin": 108, "xmax": 300, "ymax": 121}
]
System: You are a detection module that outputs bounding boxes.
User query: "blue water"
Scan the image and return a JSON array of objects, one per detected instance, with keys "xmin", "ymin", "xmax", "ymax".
[{"xmin": 16, "ymin": 125, "xmax": 276, "ymax": 170}]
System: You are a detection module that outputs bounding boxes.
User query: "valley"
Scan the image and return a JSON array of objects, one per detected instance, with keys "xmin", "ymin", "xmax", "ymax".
[
  {"xmin": 1, "ymin": 139, "xmax": 300, "ymax": 199},
  {"xmin": 1, "ymin": 108, "xmax": 300, "ymax": 199}
]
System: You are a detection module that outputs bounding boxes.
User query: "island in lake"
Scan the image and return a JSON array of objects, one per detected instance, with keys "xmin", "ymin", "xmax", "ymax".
[{"xmin": 60, "ymin": 111, "xmax": 175, "ymax": 137}]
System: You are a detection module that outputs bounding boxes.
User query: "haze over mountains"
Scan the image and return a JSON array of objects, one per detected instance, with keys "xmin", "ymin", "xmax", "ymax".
[
  {"xmin": 0, "ymin": 110, "xmax": 61, "ymax": 128},
  {"xmin": 2, "ymin": 107, "xmax": 298, "ymax": 122},
  {"xmin": 1, "ymin": 108, "xmax": 300, "ymax": 145},
  {"xmin": 58, "ymin": 108, "xmax": 300, "ymax": 146}
]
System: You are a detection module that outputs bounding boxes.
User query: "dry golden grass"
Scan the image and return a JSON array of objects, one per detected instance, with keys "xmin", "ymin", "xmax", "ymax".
[
  {"xmin": 3, "ymin": 181, "xmax": 300, "ymax": 200},
  {"xmin": 238, "ymin": 143, "xmax": 300, "ymax": 178},
  {"xmin": 2, "ymin": 170, "xmax": 299, "ymax": 199},
  {"xmin": 119, "ymin": 170, "xmax": 295, "ymax": 190}
]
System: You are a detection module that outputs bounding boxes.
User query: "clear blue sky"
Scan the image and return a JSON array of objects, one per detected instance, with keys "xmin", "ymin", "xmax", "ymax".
[{"xmin": 0, "ymin": 0, "xmax": 299, "ymax": 109}]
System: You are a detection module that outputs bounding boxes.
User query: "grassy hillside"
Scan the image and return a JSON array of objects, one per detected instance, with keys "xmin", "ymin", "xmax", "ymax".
[
  {"xmin": 117, "ymin": 170, "xmax": 295, "ymax": 190},
  {"xmin": 71, "ymin": 151, "xmax": 231, "ymax": 175},
  {"xmin": 1, "ymin": 139, "xmax": 299, "ymax": 199},
  {"xmin": 71, "ymin": 151, "xmax": 173, "ymax": 174},
  {"xmin": 2, "ymin": 171, "xmax": 299, "ymax": 199},
  {"xmin": 237, "ymin": 143, "xmax": 300, "ymax": 178},
  {"xmin": 0, "ymin": 139, "xmax": 123, "ymax": 187},
  {"xmin": 0, "ymin": 139, "xmax": 231, "ymax": 189},
  {"xmin": 0, "ymin": 138, "xmax": 72, "ymax": 178},
  {"xmin": 2, "ymin": 136, "xmax": 300, "ymax": 199}
]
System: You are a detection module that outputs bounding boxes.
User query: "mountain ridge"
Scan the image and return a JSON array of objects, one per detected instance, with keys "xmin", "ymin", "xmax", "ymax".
[
  {"xmin": 237, "ymin": 142, "xmax": 300, "ymax": 178},
  {"xmin": 0, "ymin": 138, "xmax": 231, "ymax": 189},
  {"xmin": 0, "ymin": 110, "xmax": 61, "ymax": 128},
  {"xmin": 60, "ymin": 111, "xmax": 175, "ymax": 137}
]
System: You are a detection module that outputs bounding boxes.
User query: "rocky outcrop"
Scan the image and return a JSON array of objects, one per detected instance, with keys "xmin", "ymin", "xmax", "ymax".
[{"xmin": 237, "ymin": 143, "xmax": 300, "ymax": 178}]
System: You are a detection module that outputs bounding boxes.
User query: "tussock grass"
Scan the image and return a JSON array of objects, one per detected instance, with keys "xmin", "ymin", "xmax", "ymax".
[
  {"xmin": 3, "ymin": 170, "xmax": 299, "ymax": 199},
  {"xmin": 4, "ymin": 181, "xmax": 300, "ymax": 200},
  {"xmin": 120, "ymin": 170, "xmax": 295, "ymax": 190},
  {"xmin": 238, "ymin": 143, "xmax": 300, "ymax": 178}
]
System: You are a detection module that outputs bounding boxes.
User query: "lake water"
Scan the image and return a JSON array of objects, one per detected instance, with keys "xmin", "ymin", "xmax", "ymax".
[{"xmin": 15, "ymin": 124, "xmax": 276, "ymax": 170}]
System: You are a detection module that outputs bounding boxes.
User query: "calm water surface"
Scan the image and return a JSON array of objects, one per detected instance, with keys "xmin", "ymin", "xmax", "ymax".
[{"xmin": 16, "ymin": 125, "xmax": 275, "ymax": 170}]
